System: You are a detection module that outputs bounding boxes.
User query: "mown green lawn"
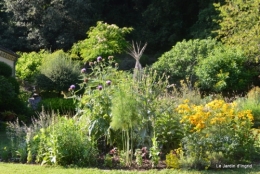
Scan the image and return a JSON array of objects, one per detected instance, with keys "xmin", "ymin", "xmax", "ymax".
[{"xmin": 0, "ymin": 162, "xmax": 260, "ymax": 174}]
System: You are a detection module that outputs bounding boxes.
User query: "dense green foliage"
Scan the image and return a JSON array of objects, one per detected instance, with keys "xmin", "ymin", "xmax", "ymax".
[
  {"xmin": 190, "ymin": 0, "xmax": 224, "ymax": 39},
  {"xmin": 152, "ymin": 38, "xmax": 219, "ymax": 86},
  {"xmin": 71, "ymin": 21, "xmax": 133, "ymax": 61},
  {"xmin": 214, "ymin": 0, "xmax": 260, "ymax": 62},
  {"xmin": 16, "ymin": 50, "xmax": 49, "ymax": 82},
  {"xmin": 6, "ymin": 113, "xmax": 98, "ymax": 166},
  {"xmin": 195, "ymin": 46, "xmax": 253, "ymax": 92},
  {"xmin": 36, "ymin": 50, "xmax": 80, "ymax": 92},
  {"xmin": 3, "ymin": 0, "xmax": 96, "ymax": 51},
  {"xmin": 0, "ymin": 0, "xmax": 218, "ymax": 54},
  {"xmin": 37, "ymin": 98, "xmax": 76, "ymax": 115},
  {"xmin": 0, "ymin": 61, "xmax": 12, "ymax": 77},
  {"xmin": 0, "ymin": 75, "xmax": 32, "ymax": 122},
  {"xmin": 153, "ymin": 38, "xmax": 256, "ymax": 93},
  {"xmin": 0, "ymin": 75, "xmax": 15, "ymax": 106}
]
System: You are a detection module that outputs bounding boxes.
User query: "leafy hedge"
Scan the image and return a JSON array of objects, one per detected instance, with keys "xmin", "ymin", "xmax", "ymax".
[{"xmin": 37, "ymin": 98, "xmax": 76, "ymax": 115}]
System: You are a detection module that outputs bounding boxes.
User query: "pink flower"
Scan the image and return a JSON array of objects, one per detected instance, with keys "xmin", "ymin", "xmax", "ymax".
[
  {"xmin": 97, "ymin": 85, "xmax": 103, "ymax": 90},
  {"xmin": 81, "ymin": 68, "xmax": 86, "ymax": 73},
  {"xmin": 106, "ymin": 80, "xmax": 111, "ymax": 86}
]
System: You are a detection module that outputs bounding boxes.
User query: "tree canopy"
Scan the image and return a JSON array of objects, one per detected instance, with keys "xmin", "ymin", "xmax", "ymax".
[{"xmin": 214, "ymin": 0, "xmax": 260, "ymax": 62}]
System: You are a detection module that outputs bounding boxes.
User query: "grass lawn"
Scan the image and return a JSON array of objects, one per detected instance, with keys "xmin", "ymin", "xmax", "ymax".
[{"xmin": 0, "ymin": 162, "xmax": 260, "ymax": 174}]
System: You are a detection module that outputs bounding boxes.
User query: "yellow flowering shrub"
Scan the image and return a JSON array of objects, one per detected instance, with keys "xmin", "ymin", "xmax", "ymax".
[
  {"xmin": 177, "ymin": 99, "xmax": 253, "ymax": 133},
  {"xmin": 176, "ymin": 99, "xmax": 256, "ymax": 169}
]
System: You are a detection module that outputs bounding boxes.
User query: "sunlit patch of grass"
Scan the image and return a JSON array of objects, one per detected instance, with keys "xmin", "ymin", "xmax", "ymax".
[{"xmin": 0, "ymin": 163, "xmax": 260, "ymax": 174}]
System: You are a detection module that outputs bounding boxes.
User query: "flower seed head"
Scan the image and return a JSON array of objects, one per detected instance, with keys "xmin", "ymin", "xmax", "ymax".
[{"xmin": 108, "ymin": 56, "xmax": 114, "ymax": 60}]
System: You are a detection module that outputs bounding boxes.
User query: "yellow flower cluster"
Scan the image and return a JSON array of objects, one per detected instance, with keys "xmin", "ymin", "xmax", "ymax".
[{"xmin": 177, "ymin": 99, "xmax": 254, "ymax": 132}]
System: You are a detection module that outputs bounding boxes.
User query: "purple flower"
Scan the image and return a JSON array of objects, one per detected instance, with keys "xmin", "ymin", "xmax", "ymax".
[
  {"xmin": 97, "ymin": 56, "xmax": 102, "ymax": 62},
  {"xmin": 81, "ymin": 68, "xmax": 86, "ymax": 73},
  {"xmin": 69, "ymin": 84, "xmax": 76, "ymax": 91},
  {"xmin": 106, "ymin": 80, "xmax": 111, "ymax": 86},
  {"xmin": 97, "ymin": 85, "xmax": 103, "ymax": 90}
]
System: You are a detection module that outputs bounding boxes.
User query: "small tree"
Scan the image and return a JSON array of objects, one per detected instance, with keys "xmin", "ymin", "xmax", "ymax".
[
  {"xmin": 214, "ymin": 0, "xmax": 260, "ymax": 62},
  {"xmin": 70, "ymin": 21, "xmax": 133, "ymax": 61}
]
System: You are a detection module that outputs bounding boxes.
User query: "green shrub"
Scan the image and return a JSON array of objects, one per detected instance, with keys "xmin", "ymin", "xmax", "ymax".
[
  {"xmin": 32, "ymin": 116, "xmax": 98, "ymax": 166},
  {"xmin": 7, "ymin": 77, "xmax": 20, "ymax": 94},
  {"xmin": 37, "ymin": 98, "xmax": 76, "ymax": 115},
  {"xmin": 195, "ymin": 46, "xmax": 253, "ymax": 92},
  {"xmin": 152, "ymin": 38, "xmax": 219, "ymax": 86},
  {"xmin": 0, "ymin": 62, "xmax": 12, "ymax": 77},
  {"xmin": 0, "ymin": 76, "xmax": 15, "ymax": 106},
  {"xmin": 7, "ymin": 112, "xmax": 98, "ymax": 166},
  {"xmin": 16, "ymin": 50, "xmax": 48, "ymax": 82},
  {"xmin": 36, "ymin": 50, "xmax": 80, "ymax": 92},
  {"xmin": 0, "ymin": 76, "xmax": 33, "ymax": 122}
]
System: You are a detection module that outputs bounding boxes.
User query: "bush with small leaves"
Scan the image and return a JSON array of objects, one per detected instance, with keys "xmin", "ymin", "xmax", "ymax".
[{"xmin": 36, "ymin": 50, "xmax": 80, "ymax": 93}]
